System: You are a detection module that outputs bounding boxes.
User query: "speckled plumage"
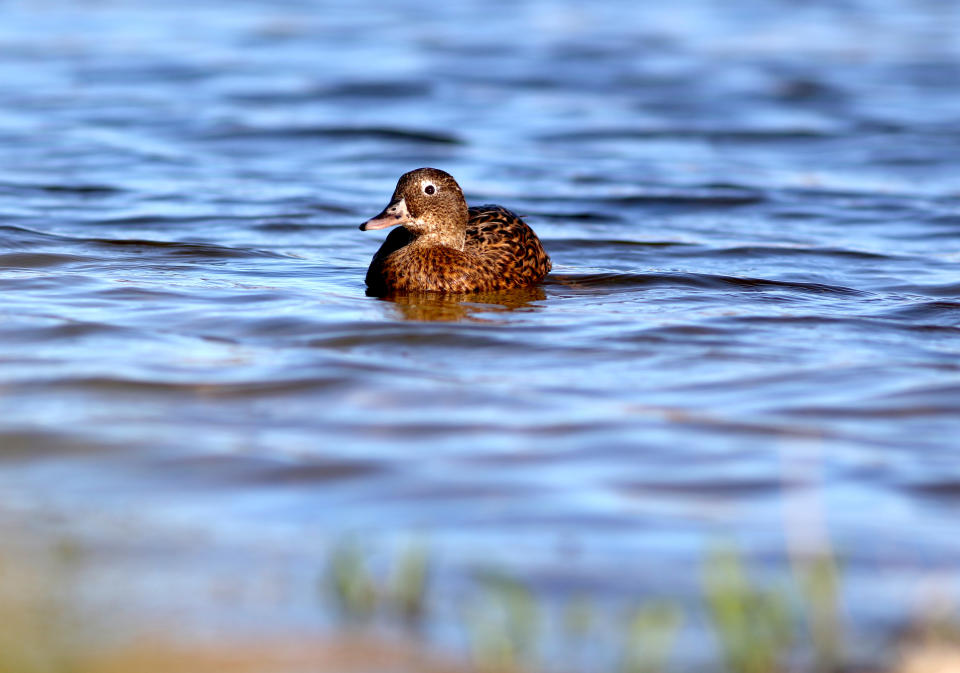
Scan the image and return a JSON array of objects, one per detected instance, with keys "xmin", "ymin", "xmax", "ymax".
[{"xmin": 360, "ymin": 168, "xmax": 551, "ymax": 295}]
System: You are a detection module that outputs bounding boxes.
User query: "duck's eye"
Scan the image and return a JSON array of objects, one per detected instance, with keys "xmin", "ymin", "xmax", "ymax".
[{"xmin": 424, "ymin": 184, "xmax": 436, "ymax": 195}]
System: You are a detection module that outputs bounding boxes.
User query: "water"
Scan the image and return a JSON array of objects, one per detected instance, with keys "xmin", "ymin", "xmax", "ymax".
[{"xmin": 1, "ymin": 0, "xmax": 959, "ymax": 665}]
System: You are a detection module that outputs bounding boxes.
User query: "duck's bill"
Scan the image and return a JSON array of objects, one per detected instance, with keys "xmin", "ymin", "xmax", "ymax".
[{"xmin": 359, "ymin": 197, "xmax": 412, "ymax": 231}]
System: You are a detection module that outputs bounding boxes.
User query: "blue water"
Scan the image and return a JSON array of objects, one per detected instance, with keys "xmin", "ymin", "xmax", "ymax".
[{"xmin": 1, "ymin": 0, "xmax": 959, "ymax": 666}]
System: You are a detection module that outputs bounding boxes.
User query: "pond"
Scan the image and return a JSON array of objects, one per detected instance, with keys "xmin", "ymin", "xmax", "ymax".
[{"xmin": 1, "ymin": 0, "xmax": 959, "ymax": 669}]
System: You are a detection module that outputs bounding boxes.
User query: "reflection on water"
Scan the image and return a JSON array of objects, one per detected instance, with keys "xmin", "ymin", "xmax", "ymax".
[
  {"xmin": 382, "ymin": 287, "xmax": 547, "ymax": 322},
  {"xmin": 1, "ymin": 0, "xmax": 960, "ymax": 667}
]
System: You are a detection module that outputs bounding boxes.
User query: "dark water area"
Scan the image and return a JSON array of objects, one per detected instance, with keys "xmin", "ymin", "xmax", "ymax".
[{"xmin": 1, "ymin": 0, "xmax": 959, "ymax": 667}]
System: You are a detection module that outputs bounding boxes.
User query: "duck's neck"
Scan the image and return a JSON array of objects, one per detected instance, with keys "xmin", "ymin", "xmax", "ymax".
[
  {"xmin": 409, "ymin": 227, "xmax": 465, "ymax": 251},
  {"xmin": 406, "ymin": 206, "xmax": 468, "ymax": 251}
]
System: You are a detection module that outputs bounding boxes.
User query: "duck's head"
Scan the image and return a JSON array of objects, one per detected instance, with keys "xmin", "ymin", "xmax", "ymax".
[{"xmin": 360, "ymin": 168, "xmax": 468, "ymax": 249}]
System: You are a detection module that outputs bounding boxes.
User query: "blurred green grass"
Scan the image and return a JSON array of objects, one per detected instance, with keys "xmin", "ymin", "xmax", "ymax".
[{"xmin": 1, "ymin": 537, "xmax": 957, "ymax": 673}]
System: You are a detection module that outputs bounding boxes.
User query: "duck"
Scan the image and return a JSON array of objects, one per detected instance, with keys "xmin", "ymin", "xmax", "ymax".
[{"xmin": 359, "ymin": 168, "xmax": 551, "ymax": 295}]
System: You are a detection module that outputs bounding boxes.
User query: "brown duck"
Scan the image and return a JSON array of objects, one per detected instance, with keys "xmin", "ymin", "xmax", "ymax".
[{"xmin": 359, "ymin": 168, "xmax": 551, "ymax": 295}]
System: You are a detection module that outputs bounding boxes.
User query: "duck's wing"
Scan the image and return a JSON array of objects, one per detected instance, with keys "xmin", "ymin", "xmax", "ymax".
[{"xmin": 466, "ymin": 205, "xmax": 552, "ymax": 285}]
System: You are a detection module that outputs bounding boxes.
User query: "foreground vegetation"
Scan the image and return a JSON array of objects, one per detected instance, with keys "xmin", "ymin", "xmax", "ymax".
[{"xmin": 1, "ymin": 538, "xmax": 958, "ymax": 673}]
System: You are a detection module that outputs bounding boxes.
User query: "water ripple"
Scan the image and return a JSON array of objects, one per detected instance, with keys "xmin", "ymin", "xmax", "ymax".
[{"xmin": 204, "ymin": 124, "xmax": 463, "ymax": 145}]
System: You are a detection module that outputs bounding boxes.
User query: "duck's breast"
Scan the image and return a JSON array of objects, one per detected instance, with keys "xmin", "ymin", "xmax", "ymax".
[
  {"xmin": 365, "ymin": 226, "xmax": 414, "ymax": 291},
  {"xmin": 380, "ymin": 245, "xmax": 493, "ymax": 293}
]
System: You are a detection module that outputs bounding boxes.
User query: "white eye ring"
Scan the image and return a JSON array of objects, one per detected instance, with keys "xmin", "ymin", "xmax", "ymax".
[{"xmin": 423, "ymin": 183, "xmax": 436, "ymax": 195}]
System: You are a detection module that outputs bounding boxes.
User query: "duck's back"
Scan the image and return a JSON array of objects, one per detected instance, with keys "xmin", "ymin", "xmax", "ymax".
[{"xmin": 466, "ymin": 205, "xmax": 552, "ymax": 286}]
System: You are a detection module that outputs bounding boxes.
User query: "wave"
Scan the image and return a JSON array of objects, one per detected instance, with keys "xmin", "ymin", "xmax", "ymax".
[
  {"xmin": 202, "ymin": 124, "xmax": 462, "ymax": 145},
  {"xmin": 548, "ymin": 271, "xmax": 866, "ymax": 296}
]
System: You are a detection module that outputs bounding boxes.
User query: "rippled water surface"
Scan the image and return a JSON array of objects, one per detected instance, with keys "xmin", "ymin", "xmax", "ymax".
[{"xmin": 1, "ymin": 0, "xmax": 959, "ymax": 664}]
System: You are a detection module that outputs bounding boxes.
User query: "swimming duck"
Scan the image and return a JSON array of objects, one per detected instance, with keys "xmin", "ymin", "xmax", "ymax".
[{"xmin": 359, "ymin": 168, "xmax": 551, "ymax": 295}]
